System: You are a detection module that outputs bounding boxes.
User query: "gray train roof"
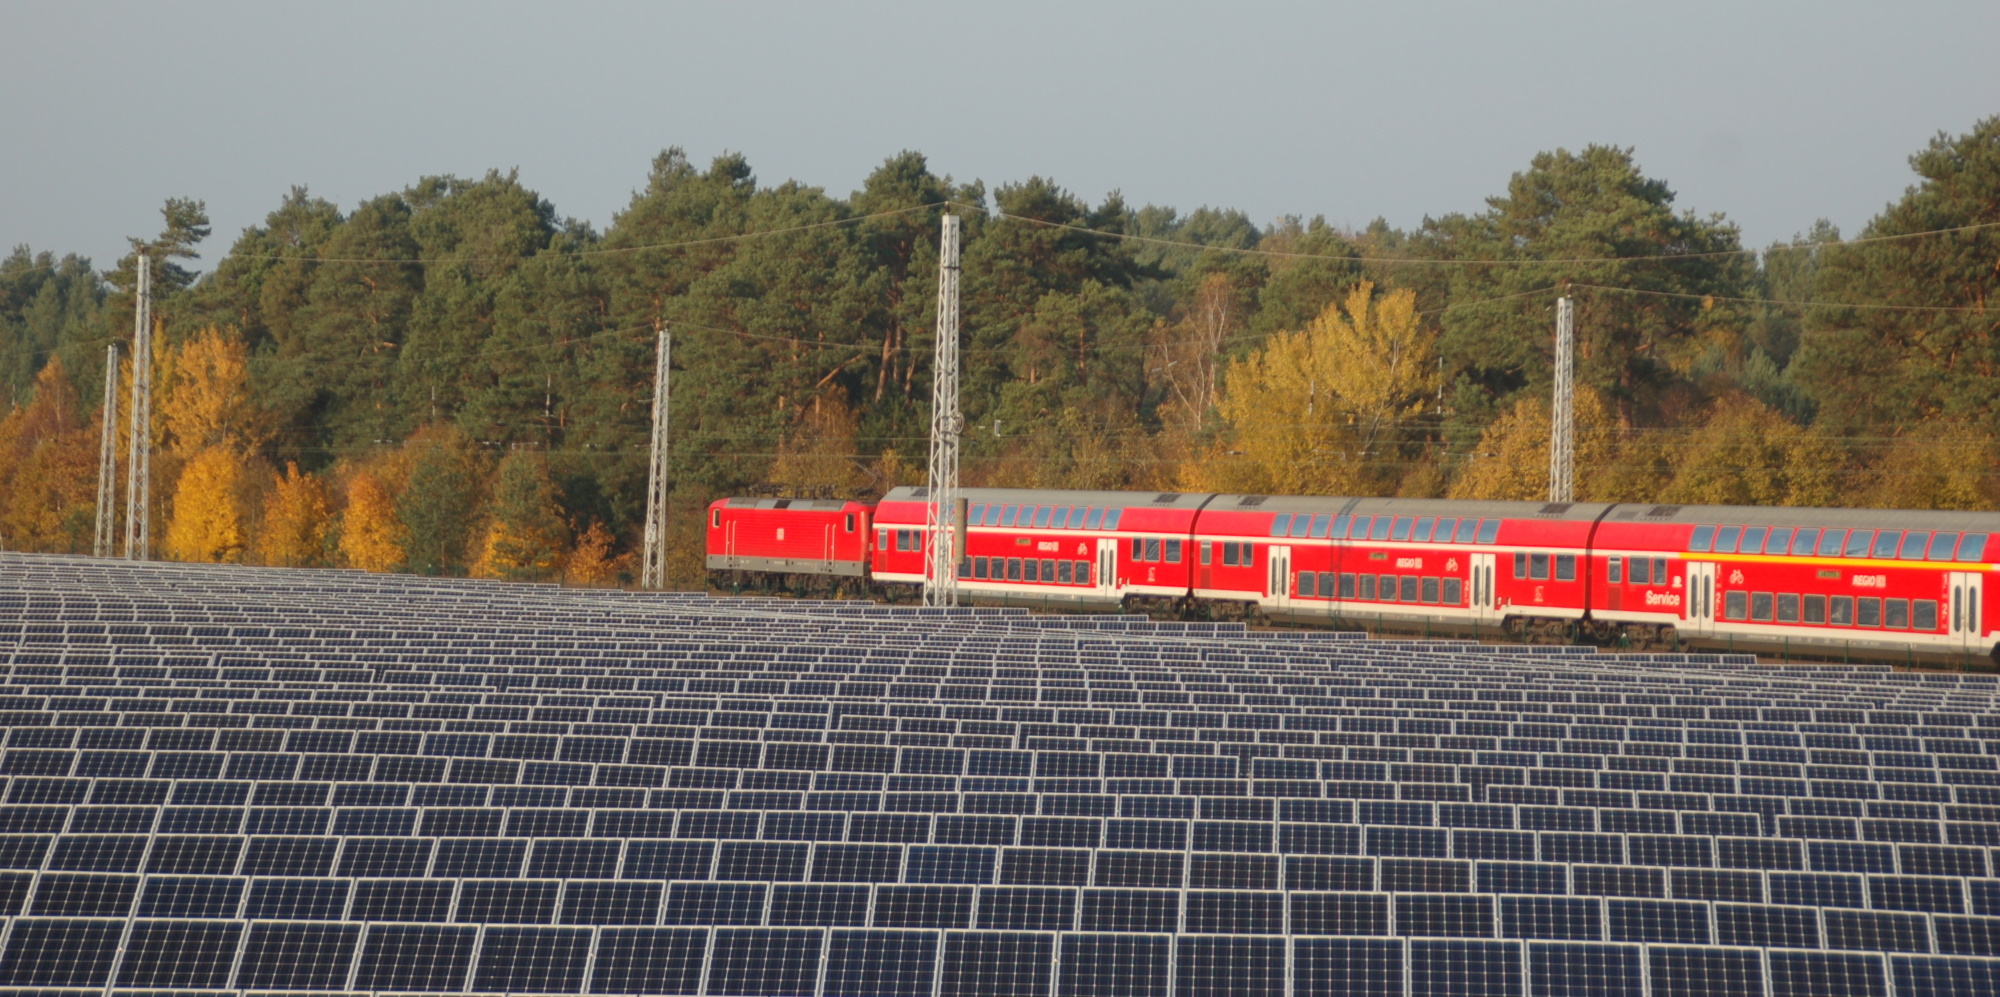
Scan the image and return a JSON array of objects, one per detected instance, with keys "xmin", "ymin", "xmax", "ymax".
[
  {"xmin": 1619, "ymin": 502, "xmax": 2000, "ymax": 531},
  {"xmin": 1210, "ymin": 494, "xmax": 1617, "ymax": 522},
  {"xmin": 884, "ymin": 486, "xmax": 1217, "ymax": 510}
]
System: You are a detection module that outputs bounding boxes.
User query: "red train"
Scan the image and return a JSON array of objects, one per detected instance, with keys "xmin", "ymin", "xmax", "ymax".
[{"xmin": 708, "ymin": 487, "xmax": 1999, "ymax": 664}]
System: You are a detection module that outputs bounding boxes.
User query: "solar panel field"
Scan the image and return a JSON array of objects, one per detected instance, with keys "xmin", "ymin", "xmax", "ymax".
[{"xmin": 0, "ymin": 552, "xmax": 1996, "ymax": 996}]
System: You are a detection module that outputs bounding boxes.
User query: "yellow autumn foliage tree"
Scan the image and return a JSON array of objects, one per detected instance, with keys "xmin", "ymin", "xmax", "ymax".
[
  {"xmin": 1185, "ymin": 281, "xmax": 1436, "ymax": 496},
  {"xmin": 473, "ymin": 451, "xmax": 568, "ymax": 581},
  {"xmin": 1857, "ymin": 418, "xmax": 1995, "ymax": 511},
  {"xmin": 1661, "ymin": 395, "xmax": 1841, "ymax": 508},
  {"xmin": 0, "ymin": 356, "xmax": 99, "ymax": 552},
  {"xmin": 1448, "ymin": 387, "xmax": 1654, "ymax": 501},
  {"xmin": 339, "ymin": 469, "xmax": 405, "ymax": 572},
  {"xmin": 564, "ymin": 520, "xmax": 627, "ymax": 587},
  {"xmin": 165, "ymin": 446, "xmax": 249, "ymax": 563},
  {"xmin": 259, "ymin": 462, "xmax": 332, "ymax": 566},
  {"xmin": 159, "ymin": 325, "xmax": 271, "ymax": 453}
]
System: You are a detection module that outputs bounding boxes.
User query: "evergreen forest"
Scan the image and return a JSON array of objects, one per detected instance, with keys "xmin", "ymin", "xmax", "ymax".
[{"xmin": 3, "ymin": 116, "xmax": 1999, "ymax": 587}]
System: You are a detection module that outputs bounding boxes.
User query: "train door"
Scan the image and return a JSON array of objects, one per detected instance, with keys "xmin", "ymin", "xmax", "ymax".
[
  {"xmin": 1269, "ymin": 545, "xmax": 1293, "ymax": 611},
  {"xmin": 1684, "ymin": 561, "xmax": 1717, "ymax": 637},
  {"xmin": 1096, "ymin": 538, "xmax": 1120, "ymax": 599},
  {"xmin": 1470, "ymin": 552, "xmax": 1498, "ymax": 624},
  {"xmin": 1950, "ymin": 571, "xmax": 1984, "ymax": 651},
  {"xmin": 823, "ymin": 523, "xmax": 835, "ymax": 563}
]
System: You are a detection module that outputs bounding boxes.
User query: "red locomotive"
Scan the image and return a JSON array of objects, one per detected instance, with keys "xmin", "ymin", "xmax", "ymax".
[{"xmin": 708, "ymin": 487, "xmax": 1998, "ymax": 665}]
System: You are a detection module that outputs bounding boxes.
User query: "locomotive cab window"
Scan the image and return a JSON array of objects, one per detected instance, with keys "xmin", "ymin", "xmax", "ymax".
[
  {"xmin": 712, "ymin": 509, "xmax": 722, "ymax": 528},
  {"xmin": 844, "ymin": 514, "xmax": 856, "ymax": 533},
  {"xmin": 1688, "ymin": 525, "xmax": 1715, "ymax": 552}
]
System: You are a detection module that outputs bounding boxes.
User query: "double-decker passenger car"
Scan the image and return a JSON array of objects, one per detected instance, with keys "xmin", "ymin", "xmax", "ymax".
[{"xmin": 706, "ymin": 487, "xmax": 1999, "ymax": 664}]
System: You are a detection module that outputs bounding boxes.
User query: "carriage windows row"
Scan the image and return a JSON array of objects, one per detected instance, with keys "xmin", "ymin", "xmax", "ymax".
[
  {"xmin": 1130, "ymin": 538, "xmax": 1182, "ymax": 564},
  {"xmin": 1689, "ymin": 525, "xmax": 1988, "ymax": 562},
  {"xmin": 966, "ymin": 557, "xmax": 1093, "ymax": 585},
  {"xmin": 970, "ymin": 504, "xmax": 1123, "ymax": 531},
  {"xmin": 1511, "ymin": 553, "xmax": 1576, "ymax": 582},
  {"xmin": 1298, "ymin": 572, "xmax": 1464, "ymax": 605},
  {"xmin": 1607, "ymin": 556, "xmax": 1667, "ymax": 585},
  {"xmin": 1269, "ymin": 514, "xmax": 1500, "ymax": 545},
  {"xmin": 1721, "ymin": 591, "xmax": 1941, "ymax": 630}
]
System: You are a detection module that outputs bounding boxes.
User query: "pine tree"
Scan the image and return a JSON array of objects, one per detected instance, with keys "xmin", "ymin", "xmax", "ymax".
[
  {"xmin": 473, "ymin": 451, "xmax": 568, "ymax": 581},
  {"xmin": 397, "ymin": 425, "xmax": 484, "ymax": 575}
]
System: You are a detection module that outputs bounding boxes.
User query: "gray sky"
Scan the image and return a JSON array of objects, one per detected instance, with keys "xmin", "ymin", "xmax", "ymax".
[{"xmin": 4, "ymin": 1, "xmax": 1997, "ymax": 271}]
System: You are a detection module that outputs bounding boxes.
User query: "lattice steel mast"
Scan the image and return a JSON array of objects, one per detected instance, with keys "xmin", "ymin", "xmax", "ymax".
[
  {"xmin": 640, "ymin": 324, "xmax": 671, "ymax": 589},
  {"xmin": 923, "ymin": 214, "xmax": 963, "ymax": 608},
  {"xmin": 124, "ymin": 252, "xmax": 152, "ymax": 560},
  {"xmin": 94, "ymin": 343, "xmax": 119, "ymax": 557},
  {"xmin": 1549, "ymin": 294, "xmax": 1575, "ymax": 503}
]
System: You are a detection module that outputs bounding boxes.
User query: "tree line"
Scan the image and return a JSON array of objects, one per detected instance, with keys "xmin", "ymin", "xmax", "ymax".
[{"xmin": 2, "ymin": 117, "xmax": 1997, "ymax": 585}]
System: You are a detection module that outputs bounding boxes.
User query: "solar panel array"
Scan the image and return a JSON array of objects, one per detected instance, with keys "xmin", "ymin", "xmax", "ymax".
[{"xmin": 0, "ymin": 552, "xmax": 1998, "ymax": 997}]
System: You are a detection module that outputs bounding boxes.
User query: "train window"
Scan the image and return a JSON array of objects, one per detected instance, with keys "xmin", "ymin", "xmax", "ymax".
[
  {"xmin": 1085, "ymin": 508, "xmax": 1104, "ymax": 530},
  {"xmin": 1413, "ymin": 518, "xmax": 1434, "ymax": 542},
  {"xmin": 1420, "ymin": 578, "xmax": 1440, "ymax": 604},
  {"xmin": 1777, "ymin": 594, "xmax": 1800, "ymax": 622},
  {"xmin": 1554, "ymin": 555, "xmax": 1575, "ymax": 581},
  {"xmin": 973, "ymin": 558, "xmax": 988, "ymax": 580},
  {"xmin": 968, "ymin": 503, "xmax": 985, "ymax": 525},
  {"xmin": 1289, "ymin": 516, "xmax": 1312, "ymax": 539},
  {"xmin": 1529, "ymin": 553, "xmax": 1550, "ymax": 580},
  {"xmin": 1318, "ymin": 572, "xmax": 1334, "ymax": 596},
  {"xmin": 1048, "ymin": 508, "xmax": 1069, "ymax": 529},
  {"xmin": 1433, "ymin": 518, "xmax": 1457, "ymax": 543},
  {"xmin": 999, "ymin": 505, "xmax": 1018, "ymax": 527},
  {"xmin": 1343, "ymin": 515, "xmax": 1366, "ymax": 539},
  {"xmin": 1165, "ymin": 540, "xmax": 1183, "ymax": 564},
  {"xmin": 1442, "ymin": 578, "xmax": 1463, "ymax": 605},
  {"xmin": 1462, "ymin": 519, "xmax": 1484, "ymax": 543},
  {"xmin": 845, "ymin": 514, "xmax": 856, "ymax": 533},
  {"xmin": 1331, "ymin": 514, "xmax": 1350, "ymax": 538},
  {"xmin": 1652, "ymin": 558, "xmax": 1667, "ymax": 583},
  {"xmin": 1200, "ymin": 541, "xmax": 1213, "ymax": 566},
  {"xmin": 1688, "ymin": 525, "xmax": 1715, "ymax": 552},
  {"xmin": 1391, "ymin": 517, "xmax": 1413, "ymax": 541},
  {"xmin": 1714, "ymin": 526, "xmax": 1740, "ymax": 554},
  {"xmin": 1308, "ymin": 514, "xmax": 1332, "ymax": 539},
  {"xmin": 1031, "ymin": 559, "xmax": 1048, "ymax": 582},
  {"xmin": 1608, "ymin": 557, "xmax": 1623, "ymax": 584},
  {"xmin": 1131, "ymin": 538, "xmax": 1146, "ymax": 561},
  {"xmin": 1845, "ymin": 529, "xmax": 1873, "ymax": 557},
  {"xmin": 1724, "ymin": 591, "xmax": 1748, "ymax": 620},
  {"xmin": 1914, "ymin": 600, "xmax": 1939, "ymax": 630},
  {"xmin": 1740, "ymin": 527, "xmax": 1767, "ymax": 555},
  {"xmin": 1069, "ymin": 506, "xmax": 1087, "ymax": 529},
  {"xmin": 1928, "ymin": 532, "xmax": 1960, "ymax": 560},
  {"xmin": 1221, "ymin": 543, "xmax": 1238, "ymax": 567},
  {"xmin": 1871, "ymin": 531, "xmax": 1901, "ymax": 558},
  {"xmin": 1144, "ymin": 538, "xmax": 1163, "ymax": 562},
  {"xmin": 1513, "ymin": 552, "xmax": 1528, "ymax": 579},
  {"xmin": 1359, "ymin": 575, "xmax": 1377, "ymax": 600},
  {"xmin": 1817, "ymin": 529, "xmax": 1845, "ymax": 557},
  {"xmin": 1032, "ymin": 506, "xmax": 1052, "ymax": 529},
  {"xmin": 1857, "ymin": 597, "xmax": 1881, "ymax": 627},
  {"xmin": 1057, "ymin": 561, "xmax": 1072, "ymax": 584},
  {"xmin": 1804, "ymin": 595, "xmax": 1826, "ymax": 623},
  {"xmin": 1885, "ymin": 599, "xmax": 1909, "ymax": 629},
  {"xmin": 1764, "ymin": 528, "xmax": 1792, "ymax": 555},
  {"xmin": 1751, "ymin": 593, "xmax": 1774, "ymax": 622},
  {"xmin": 959, "ymin": 559, "xmax": 971, "ymax": 578},
  {"xmin": 1007, "ymin": 558, "xmax": 1022, "ymax": 581},
  {"xmin": 1104, "ymin": 509, "xmax": 1123, "ymax": 530},
  {"xmin": 1898, "ymin": 531, "xmax": 1929, "ymax": 560},
  {"xmin": 1368, "ymin": 517, "xmax": 1391, "ymax": 541},
  {"xmin": 878, "ymin": 528, "xmax": 890, "ymax": 551},
  {"xmin": 1299, "ymin": 573, "xmax": 1316, "ymax": 597},
  {"xmin": 1626, "ymin": 558, "xmax": 1647, "ymax": 585},
  {"xmin": 1385, "ymin": 575, "xmax": 1404, "ymax": 601},
  {"xmin": 712, "ymin": 509, "xmax": 723, "ymax": 528},
  {"xmin": 1076, "ymin": 562, "xmax": 1091, "ymax": 585},
  {"xmin": 1830, "ymin": 596, "xmax": 1853, "ymax": 625},
  {"xmin": 1960, "ymin": 534, "xmax": 1989, "ymax": 562},
  {"xmin": 1270, "ymin": 514, "xmax": 1293, "ymax": 537},
  {"xmin": 1790, "ymin": 529, "xmax": 1817, "ymax": 556},
  {"xmin": 1340, "ymin": 574, "xmax": 1358, "ymax": 599}
]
